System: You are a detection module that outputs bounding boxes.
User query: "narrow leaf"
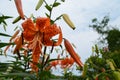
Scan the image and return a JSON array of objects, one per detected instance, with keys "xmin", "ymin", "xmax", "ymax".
[
  {"xmin": 47, "ymin": 58, "xmax": 63, "ymax": 64},
  {"xmin": 53, "ymin": 2, "xmax": 61, "ymax": 7},
  {"xmin": 0, "ymin": 33, "xmax": 11, "ymax": 37},
  {"xmin": 0, "ymin": 43, "xmax": 15, "ymax": 48},
  {"xmin": 45, "ymin": 13, "xmax": 50, "ymax": 18},
  {"xmin": 3, "ymin": 24, "xmax": 7, "ymax": 31},
  {"xmin": 45, "ymin": 5, "xmax": 52, "ymax": 11},
  {"xmin": 2, "ymin": 15, "xmax": 13, "ymax": 19},
  {"xmin": 0, "ymin": 73, "xmax": 33, "ymax": 78}
]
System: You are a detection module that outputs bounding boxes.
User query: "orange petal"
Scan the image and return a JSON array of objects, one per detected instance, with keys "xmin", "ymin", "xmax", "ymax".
[
  {"xmin": 54, "ymin": 27, "xmax": 63, "ymax": 46},
  {"xmin": 32, "ymin": 41, "xmax": 41, "ymax": 62},
  {"xmin": 36, "ymin": 17, "xmax": 50, "ymax": 31},
  {"xmin": 22, "ymin": 18, "xmax": 37, "ymax": 41},
  {"xmin": 50, "ymin": 61, "xmax": 58, "ymax": 68},
  {"xmin": 60, "ymin": 58, "xmax": 69, "ymax": 69},
  {"xmin": 43, "ymin": 25, "xmax": 63, "ymax": 46},
  {"xmin": 68, "ymin": 57, "xmax": 74, "ymax": 64},
  {"xmin": 4, "ymin": 45, "xmax": 11, "ymax": 55},
  {"xmin": 13, "ymin": 34, "xmax": 23, "ymax": 54},
  {"xmin": 31, "ymin": 41, "xmax": 41, "ymax": 72},
  {"xmin": 10, "ymin": 30, "xmax": 20, "ymax": 42}
]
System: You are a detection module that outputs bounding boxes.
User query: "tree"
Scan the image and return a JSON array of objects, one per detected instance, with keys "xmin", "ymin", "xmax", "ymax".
[{"xmin": 89, "ymin": 15, "xmax": 120, "ymax": 52}]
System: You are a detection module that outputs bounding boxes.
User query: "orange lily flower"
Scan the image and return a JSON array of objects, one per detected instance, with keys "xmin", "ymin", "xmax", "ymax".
[
  {"xmin": 60, "ymin": 57, "xmax": 69, "ymax": 68},
  {"xmin": 22, "ymin": 17, "xmax": 63, "ymax": 72},
  {"xmin": 50, "ymin": 60, "xmax": 59, "ymax": 69},
  {"xmin": 60, "ymin": 56, "xmax": 74, "ymax": 69}
]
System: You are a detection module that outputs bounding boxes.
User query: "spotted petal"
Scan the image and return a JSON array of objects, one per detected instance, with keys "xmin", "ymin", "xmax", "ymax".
[
  {"xmin": 42, "ymin": 24, "xmax": 63, "ymax": 46},
  {"xmin": 22, "ymin": 18, "xmax": 37, "ymax": 41},
  {"xmin": 36, "ymin": 17, "xmax": 50, "ymax": 32}
]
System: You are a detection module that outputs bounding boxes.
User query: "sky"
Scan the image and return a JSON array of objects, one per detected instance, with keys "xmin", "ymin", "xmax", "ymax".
[{"xmin": 0, "ymin": 0, "xmax": 120, "ymax": 75}]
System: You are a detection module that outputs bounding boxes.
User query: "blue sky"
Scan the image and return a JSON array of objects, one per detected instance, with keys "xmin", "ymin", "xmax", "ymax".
[{"xmin": 0, "ymin": 0, "xmax": 120, "ymax": 75}]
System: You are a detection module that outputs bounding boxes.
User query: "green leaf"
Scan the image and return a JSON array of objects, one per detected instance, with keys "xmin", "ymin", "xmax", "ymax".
[
  {"xmin": 0, "ymin": 43, "xmax": 15, "ymax": 48},
  {"xmin": 53, "ymin": 2, "xmax": 61, "ymax": 7},
  {"xmin": 0, "ymin": 15, "xmax": 12, "ymax": 20},
  {"xmin": 61, "ymin": 0, "xmax": 65, "ymax": 2},
  {"xmin": 45, "ymin": 13, "xmax": 50, "ymax": 18},
  {"xmin": 14, "ymin": 26, "xmax": 18, "ymax": 31},
  {"xmin": 45, "ymin": 5, "xmax": 52, "ymax": 11},
  {"xmin": 3, "ymin": 24, "xmax": 7, "ymax": 31},
  {"xmin": 92, "ymin": 18, "xmax": 97, "ymax": 23},
  {"xmin": 0, "ymin": 49, "xmax": 3, "ymax": 55},
  {"xmin": 2, "ymin": 20, "xmax": 7, "ymax": 26},
  {"xmin": 1, "ymin": 15, "xmax": 13, "ymax": 19},
  {"xmin": 0, "ymin": 15, "xmax": 12, "ymax": 25},
  {"xmin": 47, "ymin": 58, "xmax": 63, "ymax": 64},
  {"xmin": 0, "ymin": 33, "xmax": 11, "ymax": 37},
  {"xmin": 0, "ymin": 73, "xmax": 34, "ymax": 78}
]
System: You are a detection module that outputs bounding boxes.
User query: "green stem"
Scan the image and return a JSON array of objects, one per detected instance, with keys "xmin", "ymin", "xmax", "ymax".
[
  {"xmin": 49, "ymin": 0, "xmax": 57, "ymax": 19},
  {"xmin": 41, "ymin": 46, "xmax": 47, "ymax": 71},
  {"xmin": 54, "ymin": 14, "xmax": 62, "ymax": 22},
  {"xmin": 43, "ymin": 0, "xmax": 48, "ymax": 6},
  {"xmin": 44, "ymin": 0, "xmax": 57, "ymax": 19}
]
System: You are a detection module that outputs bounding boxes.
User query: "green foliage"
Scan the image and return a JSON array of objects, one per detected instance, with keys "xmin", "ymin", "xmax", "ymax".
[
  {"xmin": 0, "ymin": 15, "xmax": 12, "ymax": 25},
  {"xmin": 63, "ymin": 71, "xmax": 80, "ymax": 80},
  {"xmin": 89, "ymin": 16, "xmax": 109, "ymax": 35},
  {"xmin": 0, "ymin": 14, "xmax": 12, "ymax": 31},
  {"xmin": 106, "ymin": 29, "xmax": 120, "ymax": 51},
  {"xmin": 0, "ymin": 43, "xmax": 14, "ymax": 48},
  {"xmin": 78, "ymin": 44, "xmax": 120, "ymax": 80},
  {"xmin": 109, "ymin": 51, "xmax": 120, "ymax": 68},
  {"xmin": 89, "ymin": 15, "xmax": 120, "ymax": 52},
  {"xmin": 53, "ymin": 2, "xmax": 61, "ymax": 7},
  {"xmin": 0, "ymin": 33, "xmax": 12, "ymax": 37}
]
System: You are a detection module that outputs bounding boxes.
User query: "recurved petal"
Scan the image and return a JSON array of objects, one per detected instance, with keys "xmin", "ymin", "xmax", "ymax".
[
  {"xmin": 42, "ymin": 24, "xmax": 60, "ymax": 36},
  {"xmin": 22, "ymin": 18, "xmax": 37, "ymax": 31},
  {"xmin": 31, "ymin": 41, "xmax": 41, "ymax": 72},
  {"xmin": 32, "ymin": 41, "xmax": 41, "ymax": 61},
  {"xmin": 22, "ymin": 18, "xmax": 37, "ymax": 41},
  {"xmin": 36, "ymin": 17, "xmax": 50, "ymax": 31},
  {"xmin": 10, "ymin": 30, "xmax": 20, "ymax": 42},
  {"xmin": 50, "ymin": 61, "xmax": 58, "ymax": 68},
  {"xmin": 23, "ymin": 29, "xmax": 36, "ymax": 41},
  {"xmin": 54, "ymin": 27, "xmax": 63, "ymax": 46},
  {"xmin": 68, "ymin": 57, "xmax": 74, "ymax": 64},
  {"xmin": 43, "ymin": 25, "xmax": 63, "ymax": 46}
]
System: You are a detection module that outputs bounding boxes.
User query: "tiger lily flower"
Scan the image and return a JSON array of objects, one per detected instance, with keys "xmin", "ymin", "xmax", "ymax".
[
  {"xmin": 22, "ymin": 17, "xmax": 63, "ymax": 72},
  {"xmin": 50, "ymin": 60, "xmax": 59, "ymax": 69},
  {"xmin": 60, "ymin": 57, "xmax": 74, "ymax": 69}
]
